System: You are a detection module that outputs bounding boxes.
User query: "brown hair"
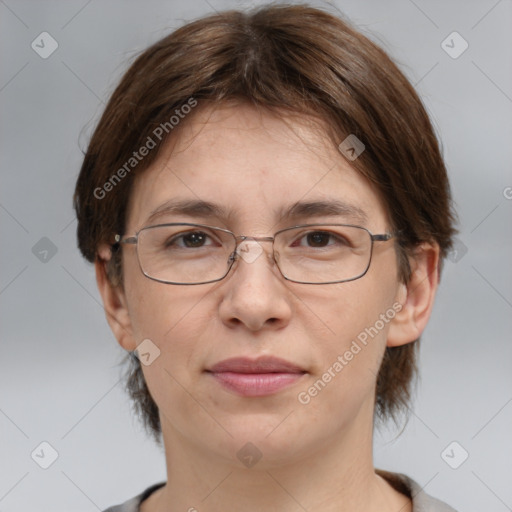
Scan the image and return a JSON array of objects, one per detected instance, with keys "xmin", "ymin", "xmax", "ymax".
[{"xmin": 74, "ymin": 3, "xmax": 456, "ymax": 441}]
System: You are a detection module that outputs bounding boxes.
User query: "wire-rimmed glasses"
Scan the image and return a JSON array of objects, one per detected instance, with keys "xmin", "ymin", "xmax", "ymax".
[{"xmin": 114, "ymin": 222, "xmax": 396, "ymax": 285}]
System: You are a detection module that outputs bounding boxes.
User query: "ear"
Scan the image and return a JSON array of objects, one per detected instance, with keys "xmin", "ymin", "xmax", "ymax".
[
  {"xmin": 386, "ymin": 242, "xmax": 440, "ymax": 347},
  {"xmin": 95, "ymin": 244, "xmax": 137, "ymax": 352}
]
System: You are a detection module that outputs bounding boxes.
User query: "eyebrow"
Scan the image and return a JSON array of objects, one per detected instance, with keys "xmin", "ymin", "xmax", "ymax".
[
  {"xmin": 280, "ymin": 199, "xmax": 368, "ymax": 225},
  {"xmin": 144, "ymin": 198, "xmax": 368, "ymax": 226},
  {"xmin": 145, "ymin": 199, "xmax": 229, "ymax": 225}
]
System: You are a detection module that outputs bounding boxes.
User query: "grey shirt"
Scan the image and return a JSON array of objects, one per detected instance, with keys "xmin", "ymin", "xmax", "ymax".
[{"xmin": 102, "ymin": 471, "xmax": 458, "ymax": 511}]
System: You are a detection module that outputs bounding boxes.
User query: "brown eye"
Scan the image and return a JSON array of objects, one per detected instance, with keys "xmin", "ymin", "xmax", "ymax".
[
  {"xmin": 166, "ymin": 231, "xmax": 214, "ymax": 249},
  {"xmin": 306, "ymin": 232, "xmax": 331, "ymax": 247},
  {"xmin": 182, "ymin": 232, "xmax": 208, "ymax": 248},
  {"xmin": 291, "ymin": 230, "xmax": 348, "ymax": 248}
]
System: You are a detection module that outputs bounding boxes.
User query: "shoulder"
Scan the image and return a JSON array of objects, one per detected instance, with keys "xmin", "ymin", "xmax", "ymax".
[
  {"xmin": 102, "ymin": 482, "xmax": 166, "ymax": 512},
  {"xmin": 377, "ymin": 470, "xmax": 458, "ymax": 511}
]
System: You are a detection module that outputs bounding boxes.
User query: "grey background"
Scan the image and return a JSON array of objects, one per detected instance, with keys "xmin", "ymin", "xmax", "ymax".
[{"xmin": 1, "ymin": 0, "xmax": 511, "ymax": 510}]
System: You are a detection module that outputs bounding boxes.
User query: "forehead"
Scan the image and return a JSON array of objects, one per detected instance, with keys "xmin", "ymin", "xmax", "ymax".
[{"xmin": 126, "ymin": 102, "xmax": 389, "ymax": 232}]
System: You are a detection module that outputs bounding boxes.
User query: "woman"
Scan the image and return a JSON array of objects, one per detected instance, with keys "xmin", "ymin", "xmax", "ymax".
[{"xmin": 74, "ymin": 4, "xmax": 458, "ymax": 511}]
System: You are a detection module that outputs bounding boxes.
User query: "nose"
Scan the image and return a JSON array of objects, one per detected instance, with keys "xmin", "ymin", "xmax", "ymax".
[{"xmin": 218, "ymin": 240, "xmax": 293, "ymax": 332}]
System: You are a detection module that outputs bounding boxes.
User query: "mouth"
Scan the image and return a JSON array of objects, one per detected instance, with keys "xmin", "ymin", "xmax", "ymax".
[{"xmin": 205, "ymin": 356, "xmax": 307, "ymax": 397}]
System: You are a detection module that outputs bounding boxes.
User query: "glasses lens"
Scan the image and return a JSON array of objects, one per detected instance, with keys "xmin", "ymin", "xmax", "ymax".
[
  {"xmin": 137, "ymin": 224, "xmax": 235, "ymax": 284},
  {"xmin": 275, "ymin": 225, "xmax": 372, "ymax": 283}
]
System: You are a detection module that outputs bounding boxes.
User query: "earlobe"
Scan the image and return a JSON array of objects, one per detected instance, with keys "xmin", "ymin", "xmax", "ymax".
[
  {"xmin": 95, "ymin": 244, "xmax": 137, "ymax": 352},
  {"xmin": 386, "ymin": 243, "xmax": 440, "ymax": 347}
]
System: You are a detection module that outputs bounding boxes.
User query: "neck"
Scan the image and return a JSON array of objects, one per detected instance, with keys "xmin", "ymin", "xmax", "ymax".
[{"xmin": 142, "ymin": 402, "xmax": 411, "ymax": 512}]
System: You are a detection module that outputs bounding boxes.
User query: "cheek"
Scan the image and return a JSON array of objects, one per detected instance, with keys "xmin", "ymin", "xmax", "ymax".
[
  {"xmin": 123, "ymin": 242, "xmax": 203, "ymax": 340},
  {"xmin": 128, "ymin": 282, "xmax": 213, "ymax": 425},
  {"xmin": 123, "ymin": 252, "xmax": 214, "ymax": 389},
  {"xmin": 308, "ymin": 273, "xmax": 397, "ymax": 348},
  {"xmin": 302, "ymin": 272, "xmax": 400, "ymax": 398}
]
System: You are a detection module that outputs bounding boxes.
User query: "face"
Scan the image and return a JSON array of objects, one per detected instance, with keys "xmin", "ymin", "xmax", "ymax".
[{"xmin": 116, "ymin": 102, "xmax": 404, "ymax": 467}]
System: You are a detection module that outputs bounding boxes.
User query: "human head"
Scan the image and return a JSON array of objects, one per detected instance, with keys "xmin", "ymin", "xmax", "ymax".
[{"xmin": 74, "ymin": 3, "xmax": 456, "ymax": 442}]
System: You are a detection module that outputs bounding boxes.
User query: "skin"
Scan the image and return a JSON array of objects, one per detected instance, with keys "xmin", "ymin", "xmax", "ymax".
[{"xmin": 96, "ymin": 102, "xmax": 439, "ymax": 512}]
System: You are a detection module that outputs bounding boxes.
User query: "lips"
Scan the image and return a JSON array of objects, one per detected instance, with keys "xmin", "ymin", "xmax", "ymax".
[
  {"xmin": 206, "ymin": 356, "xmax": 307, "ymax": 397},
  {"xmin": 208, "ymin": 356, "xmax": 305, "ymax": 374}
]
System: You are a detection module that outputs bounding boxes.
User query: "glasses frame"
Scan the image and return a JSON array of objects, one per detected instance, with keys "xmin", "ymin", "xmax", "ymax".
[{"xmin": 114, "ymin": 222, "xmax": 396, "ymax": 285}]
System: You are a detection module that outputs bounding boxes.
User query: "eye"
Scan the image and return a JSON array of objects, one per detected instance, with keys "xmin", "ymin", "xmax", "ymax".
[
  {"xmin": 304, "ymin": 232, "xmax": 331, "ymax": 247},
  {"xmin": 168, "ymin": 230, "xmax": 215, "ymax": 248},
  {"xmin": 292, "ymin": 230, "xmax": 348, "ymax": 248}
]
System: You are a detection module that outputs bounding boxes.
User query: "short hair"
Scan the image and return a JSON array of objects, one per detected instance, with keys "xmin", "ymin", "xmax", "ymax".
[{"xmin": 74, "ymin": 3, "xmax": 456, "ymax": 442}]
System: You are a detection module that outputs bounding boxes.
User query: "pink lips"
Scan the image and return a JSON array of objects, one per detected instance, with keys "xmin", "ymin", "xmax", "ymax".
[{"xmin": 206, "ymin": 356, "xmax": 306, "ymax": 397}]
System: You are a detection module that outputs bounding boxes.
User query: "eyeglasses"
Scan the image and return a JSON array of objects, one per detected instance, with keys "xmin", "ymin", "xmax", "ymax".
[{"xmin": 114, "ymin": 223, "xmax": 396, "ymax": 285}]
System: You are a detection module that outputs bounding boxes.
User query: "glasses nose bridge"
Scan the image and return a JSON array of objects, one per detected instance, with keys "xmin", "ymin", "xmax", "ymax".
[
  {"xmin": 228, "ymin": 234, "xmax": 279, "ymax": 268},
  {"xmin": 234, "ymin": 235, "xmax": 276, "ymax": 255},
  {"xmin": 235, "ymin": 235, "xmax": 276, "ymax": 256},
  {"xmin": 235, "ymin": 235, "xmax": 275, "ymax": 243}
]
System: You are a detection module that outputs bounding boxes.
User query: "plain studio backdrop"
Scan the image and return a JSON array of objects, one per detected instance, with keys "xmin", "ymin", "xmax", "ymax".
[{"xmin": 1, "ymin": 1, "xmax": 511, "ymax": 511}]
